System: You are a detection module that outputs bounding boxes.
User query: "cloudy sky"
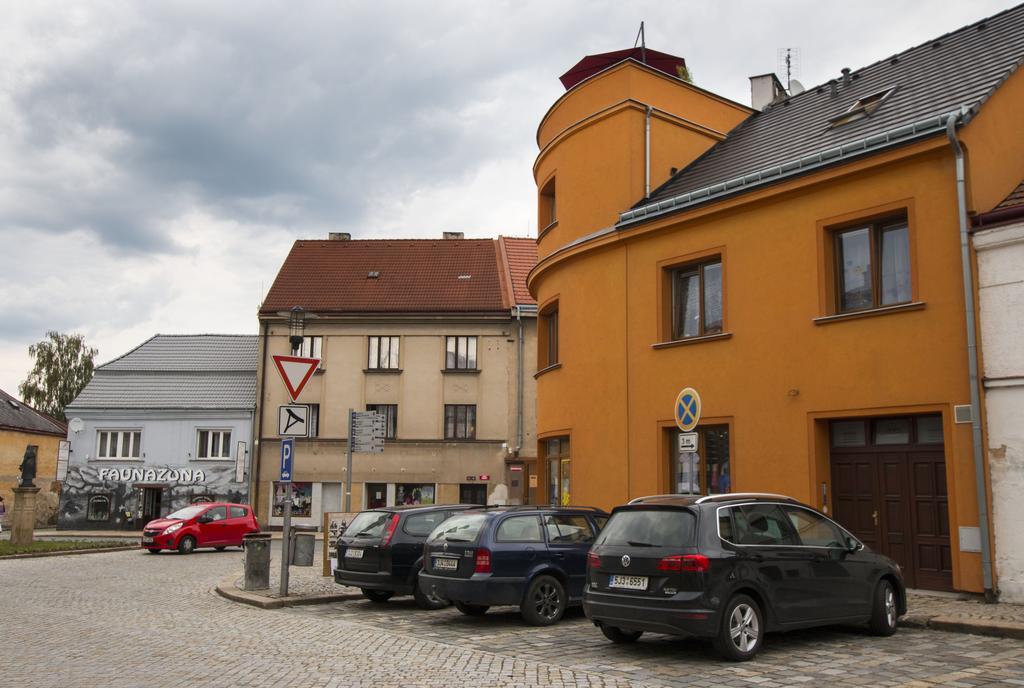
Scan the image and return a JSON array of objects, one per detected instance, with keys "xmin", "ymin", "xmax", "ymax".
[{"xmin": 0, "ymin": 0, "xmax": 1012, "ymax": 396}]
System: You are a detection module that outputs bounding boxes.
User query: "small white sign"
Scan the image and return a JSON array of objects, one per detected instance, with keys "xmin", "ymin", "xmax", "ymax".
[
  {"xmin": 235, "ymin": 441, "xmax": 247, "ymax": 483},
  {"xmin": 57, "ymin": 440, "xmax": 70, "ymax": 481},
  {"xmin": 279, "ymin": 405, "xmax": 310, "ymax": 437},
  {"xmin": 678, "ymin": 432, "xmax": 699, "ymax": 453}
]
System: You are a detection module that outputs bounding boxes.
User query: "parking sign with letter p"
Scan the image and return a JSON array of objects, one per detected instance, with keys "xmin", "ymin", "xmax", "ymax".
[{"xmin": 280, "ymin": 438, "xmax": 294, "ymax": 482}]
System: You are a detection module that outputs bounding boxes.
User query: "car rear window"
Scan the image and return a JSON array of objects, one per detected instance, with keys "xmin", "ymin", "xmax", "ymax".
[
  {"xmin": 404, "ymin": 511, "xmax": 450, "ymax": 537},
  {"xmin": 346, "ymin": 511, "xmax": 392, "ymax": 539},
  {"xmin": 595, "ymin": 508, "xmax": 696, "ymax": 548},
  {"xmin": 427, "ymin": 513, "xmax": 486, "ymax": 544}
]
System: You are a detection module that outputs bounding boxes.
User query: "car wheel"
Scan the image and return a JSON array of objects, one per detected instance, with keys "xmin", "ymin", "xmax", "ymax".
[
  {"xmin": 713, "ymin": 594, "xmax": 764, "ymax": 661},
  {"xmin": 868, "ymin": 579, "xmax": 899, "ymax": 636},
  {"xmin": 455, "ymin": 602, "xmax": 489, "ymax": 617},
  {"xmin": 413, "ymin": 574, "xmax": 449, "ymax": 610},
  {"xmin": 361, "ymin": 589, "xmax": 394, "ymax": 603},
  {"xmin": 146, "ymin": 548, "xmax": 161, "ymax": 554},
  {"xmin": 177, "ymin": 536, "xmax": 196, "ymax": 555},
  {"xmin": 600, "ymin": 625, "xmax": 643, "ymax": 644},
  {"xmin": 521, "ymin": 575, "xmax": 566, "ymax": 627},
  {"xmin": 215, "ymin": 546, "xmax": 227, "ymax": 551}
]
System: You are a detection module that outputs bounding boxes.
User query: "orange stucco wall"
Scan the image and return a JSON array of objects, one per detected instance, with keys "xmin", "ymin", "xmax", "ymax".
[{"xmin": 530, "ymin": 63, "xmax": 1024, "ymax": 594}]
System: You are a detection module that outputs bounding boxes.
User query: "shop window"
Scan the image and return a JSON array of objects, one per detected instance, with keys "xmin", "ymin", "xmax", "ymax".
[
  {"xmin": 539, "ymin": 177, "xmax": 557, "ymax": 231},
  {"xmin": 545, "ymin": 436, "xmax": 571, "ymax": 506},
  {"xmin": 834, "ymin": 216, "xmax": 911, "ymax": 313},
  {"xmin": 368, "ymin": 336, "xmax": 400, "ymax": 370},
  {"xmin": 366, "ymin": 483, "xmax": 387, "ymax": 509},
  {"xmin": 87, "ymin": 495, "xmax": 111, "ymax": 521},
  {"xmin": 397, "ymin": 484, "xmax": 435, "ymax": 505},
  {"xmin": 367, "ymin": 404, "xmax": 397, "ymax": 439},
  {"xmin": 445, "ymin": 336, "xmax": 478, "ymax": 370},
  {"xmin": 669, "ymin": 425, "xmax": 730, "ymax": 495},
  {"xmin": 539, "ymin": 303, "xmax": 559, "ymax": 369},
  {"xmin": 444, "ymin": 404, "xmax": 476, "ymax": 440},
  {"xmin": 272, "ymin": 482, "xmax": 312, "ymax": 517},
  {"xmin": 197, "ymin": 429, "xmax": 232, "ymax": 459},
  {"xmin": 669, "ymin": 259, "xmax": 723, "ymax": 340},
  {"xmin": 96, "ymin": 430, "xmax": 141, "ymax": 459}
]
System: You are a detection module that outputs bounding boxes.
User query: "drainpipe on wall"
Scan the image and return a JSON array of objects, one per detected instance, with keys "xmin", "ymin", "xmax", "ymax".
[
  {"xmin": 645, "ymin": 105, "xmax": 653, "ymax": 198},
  {"xmin": 513, "ymin": 306, "xmax": 524, "ymax": 457},
  {"xmin": 250, "ymin": 319, "xmax": 270, "ymax": 523},
  {"xmin": 946, "ymin": 112, "xmax": 995, "ymax": 602}
]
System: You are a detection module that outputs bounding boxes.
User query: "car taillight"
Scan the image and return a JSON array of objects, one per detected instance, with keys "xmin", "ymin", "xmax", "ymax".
[
  {"xmin": 474, "ymin": 548, "xmax": 492, "ymax": 573},
  {"xmin": 381, "ymin": 513, "xmax": 400, "ymax": 547},
  {"xmin": 657, "ymin": 554, "xmax": 710, "ymax": 572},
  {"xmin": 587, "ymin": 551, "xmax": 600, "ymax": 569}
]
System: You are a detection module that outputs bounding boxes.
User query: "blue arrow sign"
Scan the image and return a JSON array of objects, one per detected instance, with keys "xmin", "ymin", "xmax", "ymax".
[{"xmin": 280, "ymin": 438, "xmax": 294, "ymax": 482}]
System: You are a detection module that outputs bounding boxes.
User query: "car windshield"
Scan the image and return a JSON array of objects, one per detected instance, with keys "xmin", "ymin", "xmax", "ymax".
[
  {"xmin": 346, "ymin": 511, "xmax": 392, "ymax": 538},
  {"xmin": 427, "ymin": 513, "xmax": 486, "ymax": 544},
  {"xmin": 166, "ymin": 506, "xmax": 206, "ymax": 521},
  {"xmin": 595, "ymin": 508, "xmax": 696, "ymax": 548}
]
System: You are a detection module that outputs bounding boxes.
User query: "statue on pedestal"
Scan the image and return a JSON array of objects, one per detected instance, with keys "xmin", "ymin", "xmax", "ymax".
[{"xmin": 19, "ymin": 445, "xmax": 38, "ymax": 488}]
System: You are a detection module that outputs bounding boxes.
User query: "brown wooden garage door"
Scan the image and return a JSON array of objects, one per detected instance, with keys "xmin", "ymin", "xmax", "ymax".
[{"xmin": 830, "ymin": 416, "xmax": 952, "ymax": 591}]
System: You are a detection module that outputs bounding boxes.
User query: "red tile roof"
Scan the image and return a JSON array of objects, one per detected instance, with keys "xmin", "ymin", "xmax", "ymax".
[
  {"xmin": 499, "ymin": 237, "xmax": 538, "ymax": 306},
  {"xmin": 260, "ymin": 238, "xmax": 537, "ymax": 315}
]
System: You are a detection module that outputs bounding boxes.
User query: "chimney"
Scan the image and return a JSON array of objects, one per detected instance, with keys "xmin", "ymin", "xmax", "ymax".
[
  {"xmin": 749, "ymin": 73, "xmax": 787, "ymax": 111},
  {"xmin": 443, "ymin": 231, "xmax": 464, "ymax": 240},
  {"xmin": 841, "ymin": 67, "xmax": 852, "ymax": 85},
  {"xmin": 329, "ymin": 232, "xmax": 351, "ymax": 241}
]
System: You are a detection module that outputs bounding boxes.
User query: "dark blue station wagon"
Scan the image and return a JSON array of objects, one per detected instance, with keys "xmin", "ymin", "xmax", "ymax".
[{"xmin": 418, "ymin": 506, "xmax": 609, "ymax": 626}]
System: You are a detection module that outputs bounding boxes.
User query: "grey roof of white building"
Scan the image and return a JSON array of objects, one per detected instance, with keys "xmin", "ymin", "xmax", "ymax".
[
  {"xmin": 68, "ymin": 335, "xmax": 257, "ymax": 411},
  {"xmin": 622, "ymin": 4, "xmax": 1024, "ymax": 226}
]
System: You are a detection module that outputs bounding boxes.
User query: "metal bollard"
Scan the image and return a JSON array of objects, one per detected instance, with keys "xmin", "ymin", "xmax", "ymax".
[
  {"xmin": 242, "ymin": 532, "xmax": 272, "ymax": 590},
  {"xmin": 290, "ymin": 524, "xmax": 317, "ymax": 566}
]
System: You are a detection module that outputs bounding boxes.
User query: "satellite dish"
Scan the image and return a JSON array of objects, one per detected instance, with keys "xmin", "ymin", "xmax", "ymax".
[
  {"xmin": 789, "ymin": 79, "xmax": 805, "ymax": 95},
  {"xmin": 69, "ymin": 417, "xmax": 84, "ymax": 434}
]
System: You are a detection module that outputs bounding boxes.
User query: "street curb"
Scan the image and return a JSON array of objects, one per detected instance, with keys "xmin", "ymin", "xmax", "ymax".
[
  {"xmin": 214, "ymin": 574, "xmax": 362, "ymax": 609},
  {"xmin": 0, "ymin": 545, "xmax": 138, "ymax": 560},
  {"xmin": 900, "ymin": 614, "xmax": 1024, "ymax": 640}
]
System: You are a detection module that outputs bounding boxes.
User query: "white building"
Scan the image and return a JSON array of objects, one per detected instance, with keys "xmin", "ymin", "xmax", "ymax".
[{"xmin": 974, "ymin": 180, "xmax": 1024, "ymax": 601}]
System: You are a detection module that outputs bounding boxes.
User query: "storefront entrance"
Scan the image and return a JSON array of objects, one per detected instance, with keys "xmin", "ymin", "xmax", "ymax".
[
  {"xmin": 139, "ymin": 486, "xmax": 163, "ymax": 526},
  {"xmin": 829, "ymin": 415, "xmax": 952, "ymax": 591},
  {"xmin": 459, "ymin": 483, "xmax": 487, "ymax": 505}
]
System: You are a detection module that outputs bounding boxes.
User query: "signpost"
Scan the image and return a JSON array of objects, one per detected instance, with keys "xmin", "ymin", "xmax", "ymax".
[
  {"xmin": 677, "ymin": 432, "xmax": 698, "ymax": 452},
  {"xmin": 278, "ymin": 405, "xmax": 310, "ymax": 436},
  {"xmin": 673, "ymin": 388, "xmax": 702, "ymax": 495},
  {"xmin": 279, "ymin": 438, "xmax": 294, "ymax": 596},
  {"xmin": 344, "ymin": 410, "xmax": 386, "ymax": 512},
  {"xmin": 272, "ymin": 355, "xmax": 320, "ymax": 401}
]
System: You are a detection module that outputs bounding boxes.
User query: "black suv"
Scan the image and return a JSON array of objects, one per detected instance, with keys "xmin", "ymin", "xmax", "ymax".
[
  {"xmin": 334, "ymin": 504, "xmax": 476, "ymax": 609},
  {"xmin": 583, "ymin": 494, "xmax": 906, "ymax": 661},
  {"xmin": 418, "ymin": 506, "xmax": 609, "ymax": 625}
]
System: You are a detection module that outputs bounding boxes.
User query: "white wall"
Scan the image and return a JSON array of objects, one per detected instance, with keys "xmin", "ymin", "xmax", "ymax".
[{"xmin": 975, "ymin": 221, "xmax": 1024, "ymax": 601}]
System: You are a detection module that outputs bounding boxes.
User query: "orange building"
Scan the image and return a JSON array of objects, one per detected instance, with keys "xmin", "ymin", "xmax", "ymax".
[{"xmin": 528, "ymin": 8, "xmax": 1024, "ymax": 594}]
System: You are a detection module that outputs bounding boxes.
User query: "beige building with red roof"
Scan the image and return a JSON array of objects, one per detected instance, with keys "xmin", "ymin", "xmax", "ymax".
[{"xmin": 254, "ymin": 232, "xmax": 538, "ymax": 527}]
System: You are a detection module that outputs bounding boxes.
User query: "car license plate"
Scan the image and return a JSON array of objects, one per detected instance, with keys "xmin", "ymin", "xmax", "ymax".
[
  {"xmin": 345, "ymin": 548, "xmax": 363, "ymax": 559},
  {"xmin": 141, "ymin": 537, "xmax": 154, "ymax": 545},
  {"xmin": 608, "ymin": 575, "xmax": 648, "ymax": 591},
  {"xmin": 433, "ymin": 557, "xmax": 459, "ymax": 571}
]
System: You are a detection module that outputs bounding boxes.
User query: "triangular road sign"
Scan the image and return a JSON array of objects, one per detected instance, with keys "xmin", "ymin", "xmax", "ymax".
[{"xmin": 272, "ymin": 355, "xmax": 320, "ymax": 401}]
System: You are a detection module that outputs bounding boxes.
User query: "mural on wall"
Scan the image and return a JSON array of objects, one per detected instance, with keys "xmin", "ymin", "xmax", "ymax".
[{"xmin": 58, "ymin": 463, "xmax": 247, "ymax": 530}]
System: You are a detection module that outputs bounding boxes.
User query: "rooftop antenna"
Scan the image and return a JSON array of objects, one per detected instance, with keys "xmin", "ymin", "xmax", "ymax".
[
  {"xmin": 634, "ymin": 21, "xmax": 646, "ymax": 64},
  {"xmin": 777, "ymin": 47, "xmax": 801, "ymax": 91}
]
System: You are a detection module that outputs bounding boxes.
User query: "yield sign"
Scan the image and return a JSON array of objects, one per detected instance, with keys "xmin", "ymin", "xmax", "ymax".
[{"xmin": 272, "ymin": 355, "xmax": 320, "ymax": 401}]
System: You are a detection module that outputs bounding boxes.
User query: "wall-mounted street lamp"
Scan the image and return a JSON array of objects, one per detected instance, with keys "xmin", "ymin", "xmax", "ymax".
[{"xmin": 288, "ymin": 305, "xmax": 305, "ymax": 354}]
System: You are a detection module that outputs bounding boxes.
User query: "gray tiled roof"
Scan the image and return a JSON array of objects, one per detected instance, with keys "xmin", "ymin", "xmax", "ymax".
[
  {"xmin": 69, "ymin": 335, "xmax": 257, "ymax": 411},
  {"xmin": 67, "ymin": 373, "xmax": 256, "ymax": 410},
  {"xmin": 0, "ymin": 388, "xmax": 66, "ymax": 436},
  {"xmin": 100, "ymin": 334, "xmax": 257, "ymax": 372},
  {"xmin": 630, "ymin": 4, "xmax": 1024, "ymax": 222}
]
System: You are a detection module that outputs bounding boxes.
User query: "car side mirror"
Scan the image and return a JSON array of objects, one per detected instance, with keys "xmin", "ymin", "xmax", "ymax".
[{"xmin": 845, "ymin": 537, "xmax": 862, "ymax": 553}]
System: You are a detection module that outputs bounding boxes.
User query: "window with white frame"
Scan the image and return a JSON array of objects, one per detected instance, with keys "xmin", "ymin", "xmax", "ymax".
[
  {"xmin": 296, "ymin": 335, "xmax": 322, "ymax": 360},
  {"xmin": 96, "ymin": 430, "xmax": 142, "ymax": 459},
  {"xmin": 368, "ymin": 336, "xmax": 400, "ymax": 369},
  {"xmin": 197, "ymin": 429, "xmax": 232, "ymax": 459},
  {"xmin": 445, "ymin": 336, "xmax": 478, "ymax": 370}
]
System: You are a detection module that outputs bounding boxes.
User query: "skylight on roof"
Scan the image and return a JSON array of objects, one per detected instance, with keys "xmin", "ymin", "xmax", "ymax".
[
  {"xmin": 367, "ymin": 271, "xmax": 381, "ymax": 279},
  {"xmin": 8, "ymin": 399, "xmax": 19, "ymax": 410},
  {"xmin": 829, "ymin": 87, "xmax": 897, "ymax": 127}
]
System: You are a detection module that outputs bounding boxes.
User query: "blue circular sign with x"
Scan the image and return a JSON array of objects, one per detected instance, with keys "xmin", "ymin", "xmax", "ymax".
[{"xmin": 674, "ymin": 387, "xmax": 701, "ymax": 432}]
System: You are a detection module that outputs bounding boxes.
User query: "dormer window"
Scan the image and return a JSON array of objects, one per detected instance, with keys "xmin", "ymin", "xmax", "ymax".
[{"xmin": 829, "ymin": 87, "xmax": 896, "ymax": 127}]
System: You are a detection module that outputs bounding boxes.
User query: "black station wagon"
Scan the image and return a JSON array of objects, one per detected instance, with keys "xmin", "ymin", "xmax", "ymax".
[
  {"xmin": 583, "ymin": 493, "xmax": 906, "ymax": 660},
  {"xmin": 418, "ymin": 506, "xmax": 609, "ymax": 625},
  {"xmin": 334, "ymin": 504, "xmax": 476, "ymax": 609}
]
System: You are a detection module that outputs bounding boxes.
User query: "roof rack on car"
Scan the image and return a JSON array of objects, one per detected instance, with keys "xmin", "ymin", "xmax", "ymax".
[
  {"xmin": 627, "ymin": 494, "xmax": 689, "ymax": 504},
  {"xmin": 480, "ymin": 504, "xmax": 604, "ymax": 511},
  {"xmin": 693, "ymin": 493, "xmax": 796, "ymax": 504}
]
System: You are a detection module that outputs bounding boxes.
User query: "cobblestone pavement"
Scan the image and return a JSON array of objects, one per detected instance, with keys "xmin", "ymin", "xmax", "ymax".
[{"xmin": 3, "ymin": 548, "xmax": 1024, "ymax": 688}]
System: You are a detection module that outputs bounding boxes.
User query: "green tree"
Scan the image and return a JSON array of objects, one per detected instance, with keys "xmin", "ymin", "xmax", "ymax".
[{"xmin": 18, "ymin": 332, "xmax": 97, "ymax": 421}]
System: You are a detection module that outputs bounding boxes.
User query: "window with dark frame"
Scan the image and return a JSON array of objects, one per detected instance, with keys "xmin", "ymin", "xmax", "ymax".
[
  {"xmin": 87, "ymin": 495, "xmax": 110, "ymax": 521},
  {"xmin": 307, "ymin": 403, "xmax": 320, "ymax": 438},
  {"xmin": 444, "ymin": 404, "xmax": 476, "ymax": 439},
  {"xmin": 367, "ymin": 336, "xmax": 400, "ymax": 369},
  {"xmin": 367, "ymin": 404, "xmax": 398, "ymax": 439},
  {"xmin": 445, "ymin": 336, "xmax": 478, "ymax": 370},
  {"xmin": 670, "ymin": 259, "xmax": 723, "ymax": 340},
  {"xmin": 669, "ymin": 425, "xmax": 730, "ymax": 495},
  {"xmin": 545, "ymin": 436, "xmax": 570, "ymax": 506},
  {"xmin": 542, "ymin": 305, "xmax": 559, "ymax": 367},
  {"xmin": 539, "ymin": 177, "xmax": 556, "ymax": 229},
  {"xmin": 834, "ymin": 216, "xmax": 911, "ymax": 313}
]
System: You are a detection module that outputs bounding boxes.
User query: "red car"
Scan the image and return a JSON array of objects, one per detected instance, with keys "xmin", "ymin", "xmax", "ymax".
[{"xmin": 141, "ymin": 502, "xmax": 259, "ymax": 554}]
